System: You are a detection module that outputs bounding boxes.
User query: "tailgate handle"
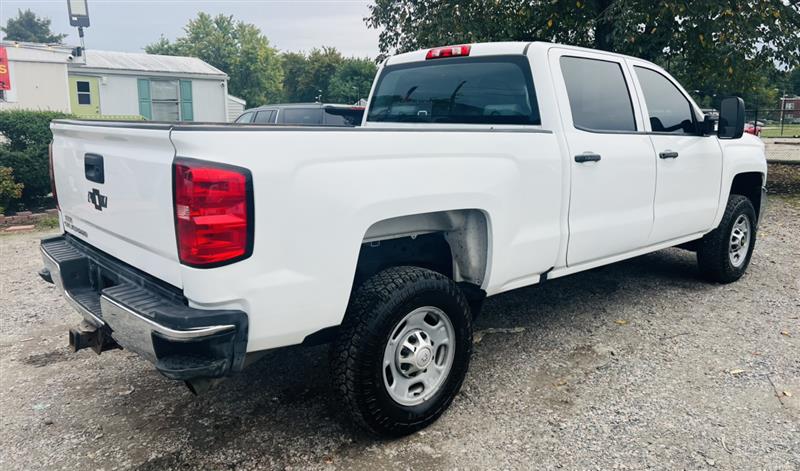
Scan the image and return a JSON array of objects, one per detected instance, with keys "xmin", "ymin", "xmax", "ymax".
[{"xmin": 84, "ymin": 154, "xmax": 105, "ymax": 184}]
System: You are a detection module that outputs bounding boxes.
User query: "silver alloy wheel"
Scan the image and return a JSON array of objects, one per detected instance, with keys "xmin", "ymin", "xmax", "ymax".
[
  {"xmin": 729, "ymin": 214, "xmax": 751, "ymax": 267},
  {"xmin": 382, "ymin": 306, "xmax": 456, "ymax": 406}
]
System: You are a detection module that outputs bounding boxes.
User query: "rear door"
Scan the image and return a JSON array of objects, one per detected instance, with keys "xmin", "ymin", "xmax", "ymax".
[
  {"xmin": 50, "ymin": 122, "xmax": 182, "ymax": 287},
  {"xmin": 69, "ymin": 76, "xmax": 101, "ymax": 117},
  {"xmin": 549, "ymin": 49, "xmax": 656, "ymax": 266},
  {"xmin": 628, "ymin": 63, "xmax": 723, "ymax": 243}
]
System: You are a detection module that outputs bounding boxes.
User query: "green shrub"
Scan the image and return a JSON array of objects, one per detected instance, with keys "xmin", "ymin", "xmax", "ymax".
[
  {"xmin": 0, "ymin": 110, "xmax": 73, "ymax": 208},
  {"xmin": 0, "ymin": 148, "xmax": 50, "ymax": 207},
  {"xmin": 0, "ymin": 166, "xmax": 24, "ymax": 214}
]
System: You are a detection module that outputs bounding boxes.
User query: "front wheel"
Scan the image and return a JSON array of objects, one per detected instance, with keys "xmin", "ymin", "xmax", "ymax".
[
  {"xmin": 331, "ymin": 266, "xmax": 473, "ymax": 437},
  {"xmin": 697, "ymin": 194, "xmax": 757, "ymax": 283}
]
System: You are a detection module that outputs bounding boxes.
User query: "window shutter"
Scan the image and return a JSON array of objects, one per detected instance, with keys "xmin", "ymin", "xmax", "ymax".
[
  {"xmin": 179, "ymin": 80, "xmax": 193, "ymax": 121},
  {"xmin": 137, "ymin": 78, "xmax": 152, "ymax": 120}
]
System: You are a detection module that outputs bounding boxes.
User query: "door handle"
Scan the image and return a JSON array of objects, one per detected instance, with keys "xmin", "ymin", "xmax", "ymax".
[
  {"xmin": 575, "ymin": 153, "xmax": 602, "ymax": 163},
  {"xmin": 659, "ymin": 150, "xmax": 679, "ymax": 159}
]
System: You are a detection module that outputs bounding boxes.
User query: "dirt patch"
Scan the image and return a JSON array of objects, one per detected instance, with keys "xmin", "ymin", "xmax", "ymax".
[{"xmin": 767, "ymin": 162, "xmax": 800, "ymax": 195}]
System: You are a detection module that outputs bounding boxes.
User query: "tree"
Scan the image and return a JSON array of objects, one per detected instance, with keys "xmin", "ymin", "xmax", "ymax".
[
  {"xmin": 366, "ymin": 1, "xmax": 800, "ymax": 108},
  {"xmin": 280, "ymin": 52, "xmax": 309, "ymax": 102},
  {"xmin": 279, "ymin": 47, "xmax": 345, "ymax": 103},
  {"xmin": 328, "ymin": 57, "xmax": 377, "ymax": 103},
  {"xmin": 145, "ymin": 13, "xmax": 283, "ymax": 107},
  {"xmin": 1, "ymin": 9, "xmax": 66, "ymax": 43}
]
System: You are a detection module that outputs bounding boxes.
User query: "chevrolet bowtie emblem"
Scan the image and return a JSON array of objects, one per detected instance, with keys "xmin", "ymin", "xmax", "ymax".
[{"xmin": 87, "ymin": 188, "xmax": 108, "ymax": 211}]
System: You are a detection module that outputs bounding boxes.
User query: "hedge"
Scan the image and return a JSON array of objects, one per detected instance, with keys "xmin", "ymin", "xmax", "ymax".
[{"xmin": 0, "ymin": 110, "xmax": 73, "ymax": 211}]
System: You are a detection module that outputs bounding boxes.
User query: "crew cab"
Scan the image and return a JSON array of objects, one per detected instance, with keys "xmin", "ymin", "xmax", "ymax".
[{"xmin": 42, "ymin": 42, "xmax": 766, "ymax": 437}]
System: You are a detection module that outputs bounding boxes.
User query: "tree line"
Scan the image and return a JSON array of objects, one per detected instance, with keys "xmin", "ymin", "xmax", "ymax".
[
  {"xmin": 366, "ymin": 0, "xmax": 800, "ymax": 110},
  {"xmin": 3, "ymin": 4, "xmax": 800, "ymax": 110},
  {"xmin": 143, "ymin": 13, "xmax": 376, "ymax": 107}
]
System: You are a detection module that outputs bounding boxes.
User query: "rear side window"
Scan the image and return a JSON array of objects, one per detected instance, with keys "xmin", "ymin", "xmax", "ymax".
[
  {"xmin": 560, "ymin": 56, "xmax": 636, "ymax": 132},
  {"xmin": 235, "ymin": 112, "xmax": 254, "ymax": 123},
  {"xmin": 253, "ymin": 110, "xmax": 275, "ymax": 124},
  {"xmin": 280, "ymin": 108, "xmax": 323, "ymax": 125},
  {"xmin": 634, "ymin": 66, "xmax": 697, "ymax": 134},
  {"xmin": 367, "ymin": 55, "xmax": 540, "ymax": 125}
]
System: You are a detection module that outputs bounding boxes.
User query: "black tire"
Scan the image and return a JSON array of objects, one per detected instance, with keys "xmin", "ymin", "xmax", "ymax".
[
  {"xmin": 331, "ymin": 266, "xmax": 473, "ymax": 437},
  {"xmin": 697, "ymin": 194, "xmax": 757, "ymax": 283}
]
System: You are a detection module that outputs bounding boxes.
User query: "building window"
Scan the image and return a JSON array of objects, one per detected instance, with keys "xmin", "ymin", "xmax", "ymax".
[
  {"xmin": 76, "ymin": 81, "xmax": 91, "ymax": 104},
  {"xmin": 786, "ymin": 102, "xmax": 795, "ymax": 110},
  {"xmin": 137, "ymin": 78, "xmax": 193, "ymax": 121},
  {"xmin": 0, "ymin": 90, "xmax": 5, "ymax": 102},
  {"xmin": 150, "ymin": 79, "xmax": 180, "ymax": 121}
]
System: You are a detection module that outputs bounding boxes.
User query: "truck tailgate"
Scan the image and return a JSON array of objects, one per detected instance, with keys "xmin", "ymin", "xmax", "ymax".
[{"xmin": 50, "ymin": 122, "xmax": 182, "ymax": 287}]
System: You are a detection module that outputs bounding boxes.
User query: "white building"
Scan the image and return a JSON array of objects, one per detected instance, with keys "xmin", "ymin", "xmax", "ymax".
[
  {"xmin": 1, "ymin": 42, "xmax": 240, "ymax": 122},
  {"xmin": 0, "ymin": 42, "xmax": 72, "ymax": 112},
  {"xmin": 68, "ymin": 49, "xmax": 230, "ymax": 121},
  {"xmin": 227, "ymin": 94, "xmax": 246, "ymax": 122}
]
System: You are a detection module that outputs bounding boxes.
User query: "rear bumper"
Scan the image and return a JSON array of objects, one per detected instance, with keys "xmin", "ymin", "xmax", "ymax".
[
  {"xmin": 758, "ymin": 186, "xmax": 767, "ymax": 228},
  {"xmin": 40, "ymin": 234, "xmax": 248, "ymax": 381}
]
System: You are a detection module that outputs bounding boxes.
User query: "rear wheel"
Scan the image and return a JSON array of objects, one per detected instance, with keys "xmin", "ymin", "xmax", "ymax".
[
  {"xmin": 331, "ymin": 266, "xmax": 472, "ymax": 437},
  {"xmin": 697, "ymin": 194, "xmax": 757, "ymax": 283}
]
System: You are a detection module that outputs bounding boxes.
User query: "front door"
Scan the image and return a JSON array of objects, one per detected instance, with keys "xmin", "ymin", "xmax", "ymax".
[
  {"xmin": 550, "ymin": 49, "xmax": 657, "ymax": 267},
  {"xmin": 628, "ymin": 63, "xmax": 723, "ymax": 243},
  {"xmin": 69, "ymin": 75, "xmax": 100, "ymax": 117}
]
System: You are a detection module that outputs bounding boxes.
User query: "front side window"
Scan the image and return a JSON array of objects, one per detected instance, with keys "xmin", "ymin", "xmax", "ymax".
[
  {"xmin": 235, "ymin": 112, "xmax": 254, "ymax": 123},
  {"xmin": 635, "ymin": 66, "xmax": 696, "ymax": 134},
  {"xmin": 150, "ymin": 79, "xmax": 180, "ymax": 121},
  {"xmin": 76, "ymin": 81, "xmax": 91, "ymax": 105},
  {"xmin": 367, "ymin": 55, "xmax": 540, "ymax": 125},
  {"xmin": 560, "ymin": 56, "xmax": 636, "ymax": 132}
]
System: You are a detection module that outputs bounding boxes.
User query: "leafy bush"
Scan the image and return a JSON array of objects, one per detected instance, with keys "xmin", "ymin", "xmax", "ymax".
[
  {"xmin": 0, "ymin": 110, "xmax": 72, "ymax": 208},
  {"xmin": 0, "ymin": 166, "xmax": 24, "ymax": 214}
]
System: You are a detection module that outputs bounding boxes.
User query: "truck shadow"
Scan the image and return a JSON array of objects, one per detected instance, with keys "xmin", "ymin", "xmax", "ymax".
[{"xmin": 121, "ymin": 247, "xmax": 704, "ymax": 466}]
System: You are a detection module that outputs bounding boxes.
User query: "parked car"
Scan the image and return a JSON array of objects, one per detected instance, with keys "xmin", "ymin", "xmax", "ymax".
[
  {"xmin": 235, "ymin": 103, "xmax": 365, "ymax": 126},
  {"xmin": 744, "ymin": 122, "xmax": 762, "ymax": 136},
  {"xmin": 43, "ymin": 41, "xmax": 766, "ymax": 437}
]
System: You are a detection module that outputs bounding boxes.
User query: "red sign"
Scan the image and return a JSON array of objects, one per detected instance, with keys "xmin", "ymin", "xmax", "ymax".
[{"xmin": 0, "ymin": 46, "xmax": 10, "ymax": 91}]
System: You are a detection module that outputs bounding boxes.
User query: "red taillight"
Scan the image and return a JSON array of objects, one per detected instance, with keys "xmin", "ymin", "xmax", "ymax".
[
  {"xmin": 425, "ymin": 45, "xmax": 471, "ymax": 60},
  {"xmin": 48, "ymin": 142, "xmax": 59, "ymax": 210},
  {"xmin": 173, "ymin": 159, "xmax": 253, "ymax": 267}
]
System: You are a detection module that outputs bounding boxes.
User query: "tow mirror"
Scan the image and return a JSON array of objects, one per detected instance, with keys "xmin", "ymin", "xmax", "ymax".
[{"xmin": 717, "ymin": 96, "xmax": 744, "ymax": 139}]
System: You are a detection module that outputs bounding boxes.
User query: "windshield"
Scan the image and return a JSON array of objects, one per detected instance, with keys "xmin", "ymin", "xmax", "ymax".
[{"xmin": 367, "ymin": 55, "xmax": 540, "ymax": 125}]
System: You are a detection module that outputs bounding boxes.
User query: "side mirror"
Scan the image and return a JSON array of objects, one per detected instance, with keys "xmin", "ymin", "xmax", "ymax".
[{"xmin": 717, "ymin": 96, "xmax": 744, "ymax": 139}]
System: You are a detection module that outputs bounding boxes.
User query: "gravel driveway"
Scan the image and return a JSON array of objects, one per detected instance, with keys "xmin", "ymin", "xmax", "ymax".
[{"xmin": 1, "ymin": 194, "xmax": 798, "ymax": 469}]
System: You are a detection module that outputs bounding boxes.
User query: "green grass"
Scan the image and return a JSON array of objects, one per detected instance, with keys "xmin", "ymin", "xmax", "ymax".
[
  {"xmin": 34, "ymin": 215, "xmax": 59, "ymax": 230},
  {"xmin": 761, "ymin": 124, "xmax": 800, "ymax": 138}
]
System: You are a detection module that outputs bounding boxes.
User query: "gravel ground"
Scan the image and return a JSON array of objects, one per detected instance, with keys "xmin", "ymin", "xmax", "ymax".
[{"xmin": 1, "ymin": 171, "xmax": 799, "ymax": 470}]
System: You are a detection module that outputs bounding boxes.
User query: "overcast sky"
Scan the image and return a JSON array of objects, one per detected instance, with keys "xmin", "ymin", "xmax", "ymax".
[{"xmin": 0, "ymin": 0, "xmax": 381, "ymax": 58}]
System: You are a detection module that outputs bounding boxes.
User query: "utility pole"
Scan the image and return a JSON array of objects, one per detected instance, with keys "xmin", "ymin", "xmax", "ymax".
[{"xmin": 780, "ymin": 89, "xmax": 786, "ymax": 137}]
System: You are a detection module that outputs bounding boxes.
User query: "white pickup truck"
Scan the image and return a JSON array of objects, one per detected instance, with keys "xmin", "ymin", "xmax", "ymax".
[{"xmin": 42, "ymin": 42, "xmax": 766, "ymax": 436}]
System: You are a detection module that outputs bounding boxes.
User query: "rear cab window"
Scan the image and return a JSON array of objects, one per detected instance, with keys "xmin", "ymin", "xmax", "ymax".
[{"xmin": 367, "ymin": 55, "xmax": 540, "ymax": 125}]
